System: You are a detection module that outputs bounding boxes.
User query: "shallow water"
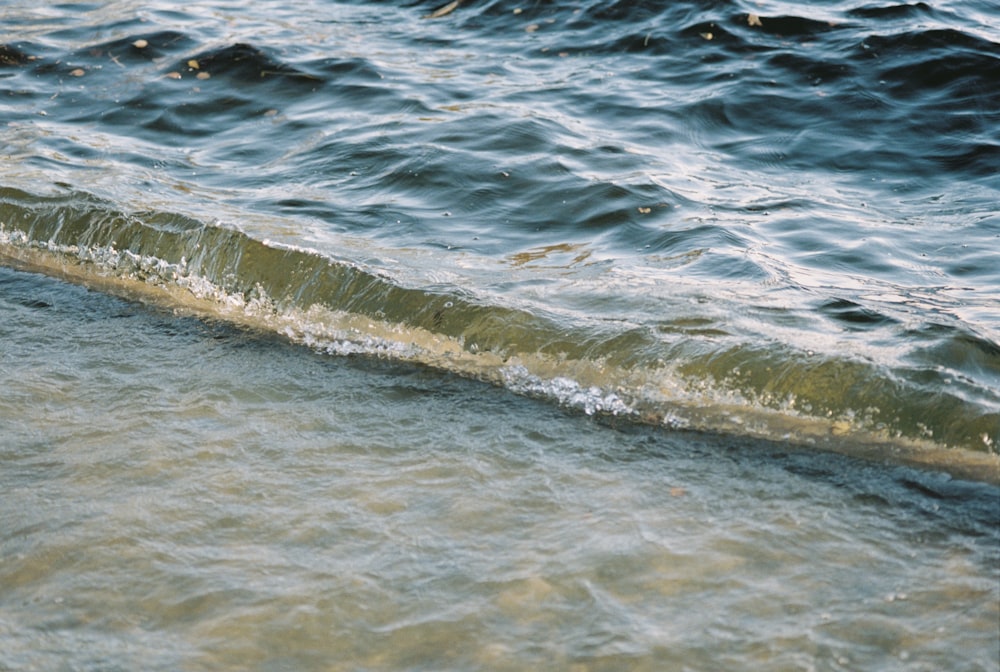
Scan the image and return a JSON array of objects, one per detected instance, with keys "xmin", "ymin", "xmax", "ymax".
[
  {"xmin": 2, "ymin": 265, "xmax": 998, "ymax": 671},
  {"xmin": 1, "ymin": 0, "xmax": 999, "ymax": 668}
]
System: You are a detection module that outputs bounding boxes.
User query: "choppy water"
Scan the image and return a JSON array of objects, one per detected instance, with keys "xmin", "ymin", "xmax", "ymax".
[{"xmin": 2, "ymin": 0, "xmax": 999, "ymax": 669}]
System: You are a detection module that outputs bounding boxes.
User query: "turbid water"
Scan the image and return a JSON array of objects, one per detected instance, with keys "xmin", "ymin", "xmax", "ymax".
[
  {"xmin": 1, "ymin": 0, "xmax": 998, "ymax": 669},
  {"xmin": 2, "ymin": 263, "xmax": 998, "ymax": 670}
]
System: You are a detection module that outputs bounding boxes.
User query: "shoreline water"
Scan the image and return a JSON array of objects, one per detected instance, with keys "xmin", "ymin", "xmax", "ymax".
[
  {"xmin": 2, "ymin": 260, "xmax": 998, "ymax": 671},
  {"xmin": 2, "ymin": 0, "xmax": 998, "ymax": 465},
  {"xmin": 3, "ymin": 241, "xmax": 997, "ymax": 485},
  {"xmin": 2, "ymin": 1, "xmax": 999, "ymax": 666}
]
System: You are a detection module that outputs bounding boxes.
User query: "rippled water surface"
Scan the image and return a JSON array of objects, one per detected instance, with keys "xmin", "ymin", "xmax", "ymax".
[
  {"xmin": 2, "ymin": 265, "xmax": 998, "ymax": 671},
  {"xmin": 3, "ymin": 0, "xmax": 999, "ymax": 455},
  {"xmin": 1, "ymin": 0, "xmax": 999, "ymax": 668}
]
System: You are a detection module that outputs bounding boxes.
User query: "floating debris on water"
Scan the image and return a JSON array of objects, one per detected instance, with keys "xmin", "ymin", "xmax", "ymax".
[{"xmin": 424, "ymin": 0, "xmax": 461, "ymax": 19}]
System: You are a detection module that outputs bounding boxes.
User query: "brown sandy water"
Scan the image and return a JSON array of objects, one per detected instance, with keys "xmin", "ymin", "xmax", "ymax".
[{"xmin": 2, "ymin": 264, "xmax": 997, "ymax": 671}]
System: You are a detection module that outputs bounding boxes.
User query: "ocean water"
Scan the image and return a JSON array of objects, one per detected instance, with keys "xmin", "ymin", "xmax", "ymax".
[{"xmin": 1, "ymin": 0, "xmax": 999, "ymax": 669}]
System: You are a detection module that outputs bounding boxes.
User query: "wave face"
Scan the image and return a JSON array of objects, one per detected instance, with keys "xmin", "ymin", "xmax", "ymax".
[{"xmin": 1, "ymin": 0, "xmax": 998, "ymax": 470}]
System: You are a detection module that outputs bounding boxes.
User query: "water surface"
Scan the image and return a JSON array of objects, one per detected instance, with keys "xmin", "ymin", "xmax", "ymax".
[
  {"xmin": 1, "ymin": 265, "xmax": 998, "ymax": 670},
  {"xmin": 1, "ymin": 0, "xmax": 999, "ymax": 668}
]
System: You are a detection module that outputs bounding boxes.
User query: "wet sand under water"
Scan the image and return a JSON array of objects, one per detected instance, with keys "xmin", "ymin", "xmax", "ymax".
[{"xmin": 1, "ymin": 264, "xmax": 997, "ymax": 671}]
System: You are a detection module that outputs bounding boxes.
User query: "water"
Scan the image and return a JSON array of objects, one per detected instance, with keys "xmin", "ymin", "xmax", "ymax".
[
  {"xmin": 2, "ymin": 264, "xmax": 998, "ymax": 670},
  {"xmin": 1, "ymin": 0, "xmax": 999, "ymax": 669}
]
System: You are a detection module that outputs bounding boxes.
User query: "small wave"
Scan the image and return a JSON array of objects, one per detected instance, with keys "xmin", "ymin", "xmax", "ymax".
[
  {"xmin": 2, "ymin": 1, "xmax": 998, "ymax": 482},
  {"xmin": 1, "ymin": 187, "xmax": 996, "ymax": 482}
]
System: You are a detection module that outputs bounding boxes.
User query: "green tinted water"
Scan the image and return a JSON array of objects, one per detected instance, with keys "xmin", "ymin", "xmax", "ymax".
[
  {"xmin": 2, "ymin": 265, "xmax": 997, "ymax": 671},
  {"xmin": 3, "ymin": 0, "xmax": 999, "ymax": 458}
]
